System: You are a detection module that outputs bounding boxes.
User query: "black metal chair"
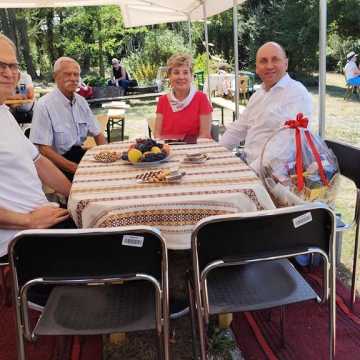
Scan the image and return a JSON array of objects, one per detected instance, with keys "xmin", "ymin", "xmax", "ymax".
[
  {"xmin": 9, "ymin": 226, "xmax": 169, "ymax": 360},
  {"xmin": 325, "ymin": 139, "xmax": 360, "ymax": 307},
  {"xmin": 188, "ymin": 203, "xmax": 336, "ymax": 360}
]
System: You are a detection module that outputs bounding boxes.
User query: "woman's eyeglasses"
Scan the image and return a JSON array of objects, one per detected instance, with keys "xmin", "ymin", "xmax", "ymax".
[{"xmin": 0, "ymin": 61, "xmax": 19, "ymax": 73}]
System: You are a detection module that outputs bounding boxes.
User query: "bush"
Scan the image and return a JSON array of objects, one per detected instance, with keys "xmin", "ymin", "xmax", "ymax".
[
  {"xmin": 122, "ymin": 29, "xmax": 189, "ymax": 85},
  {"xmin": 82, "ymin": 73, "xmax": 107, "ymax": 87},
  {"xmin": 123, "ymin": 54, "xmax": 158, "ymax": 85}
]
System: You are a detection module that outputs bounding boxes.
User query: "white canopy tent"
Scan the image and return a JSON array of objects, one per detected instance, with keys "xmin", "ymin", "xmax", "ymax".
[{"xmin": 0, "ymin": 0, "xmax": 327, "ymax": 136}]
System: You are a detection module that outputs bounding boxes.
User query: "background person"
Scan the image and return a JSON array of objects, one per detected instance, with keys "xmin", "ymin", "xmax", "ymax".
[
  {"xmin": 30, "ymin": 57, "xmax": 106, "ymax": 181},
  {"xmin": 110, "ymin": 57, "xmax": 132, "ymax": 94},
  {"xmin": 154, "ymin": 53, "xmax": 213, "ymax": 141},
  {"xmin": 0, "ymin": 34, "xmax": 74, "ymax": 261},
  {"xmin": 344, "ymin": 51, "xmax": 360, "ymax": 86},
  {"xmin": 220, "ymin": 42, "xmax": 312, "ymax": 170},
  {"xmin": 6, "ymin": 70, "xmax": 35, "ymax": 124}
]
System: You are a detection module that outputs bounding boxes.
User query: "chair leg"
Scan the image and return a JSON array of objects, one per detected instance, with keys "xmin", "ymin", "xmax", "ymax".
[
  {"xmin": 193, "ymin": 282, "xmax": 208, "ymax": 360},
  {"xmin": 329, "ymin": 262, "xmax": 336, "ymax": 359},
  {"xmin": 14, "ymin": 298, "xmax": 27, "ymax": 360},
  {"xmin": 351, "ymin": 221, "xmax": 360, "ymax": 307},
  {"xmin": 162, "ymin": 304, "xmax": 170, "ymax": 360},
  {"xmin": 351, "ymin": 192, "xmax": 360, "ymax": 308},
  {"xmin": 187, "ymin": 277, "xmax": 199, "ymax": 360}
]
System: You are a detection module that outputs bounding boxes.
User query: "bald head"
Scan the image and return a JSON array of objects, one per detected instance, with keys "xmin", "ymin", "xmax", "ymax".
[
  {"xmin": 53, "ymin": 57, "xmax": 81, "ymax": 99},
  {"xmin": 256, "ymin": 42, "xmax": 288, "ymax": 91},
  {"xmin": 256, "ymin": 42, "xmax": 286, "ymax": 59},
  {"xmin": 53, "ymin": 57, "xmax": 80, "ymax": 75}
]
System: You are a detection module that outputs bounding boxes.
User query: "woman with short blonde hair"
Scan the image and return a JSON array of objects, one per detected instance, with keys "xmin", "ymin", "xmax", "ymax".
[{"xmin": 155, "ymin": 53, "xmax": 212, "ymax": 141}]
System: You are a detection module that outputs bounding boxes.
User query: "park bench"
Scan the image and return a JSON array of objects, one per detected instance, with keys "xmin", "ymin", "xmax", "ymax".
[{"xmin": 211, "ymin": 97, "xmax": 245, "ymax": 124}]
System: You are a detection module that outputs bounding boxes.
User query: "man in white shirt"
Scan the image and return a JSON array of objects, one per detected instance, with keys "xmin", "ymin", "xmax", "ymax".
[
  {"xmin": 344, "ymin": 51, "xmax": 360, "ymax": 86},
  {"xmin": 0, "ymin": 34, "xmax": 73, "ymax": 260},
  {"xmin": 30, "ymin": 57, "xmax": 106, "ymax": 180},
  {"xmin": 220, "ymin": 42, "xmax": 312, "ymax": 170}
]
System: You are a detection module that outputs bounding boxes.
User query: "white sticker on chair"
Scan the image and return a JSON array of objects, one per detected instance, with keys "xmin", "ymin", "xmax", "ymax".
[
  {"xmin": 122, "ymin": 235, "xmax": 144, "ymax": 247},
  {"xmin": 292, "ymin": 212, "xmax": 312, "ymax": 228}
]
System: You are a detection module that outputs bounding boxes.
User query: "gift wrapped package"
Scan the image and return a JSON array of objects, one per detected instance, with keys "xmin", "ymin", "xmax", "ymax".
[{"xmin": 260, "ymin": 113, "xmax": 340, "ymax": 207}]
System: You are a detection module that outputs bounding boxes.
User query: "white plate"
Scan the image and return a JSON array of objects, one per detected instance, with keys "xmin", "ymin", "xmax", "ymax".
[
  {"xmin": 125, "ymin": 155, "xmax": 171, "ymax": 167},
  {"xmin": 183, "ymin": 154, "xmax": 208, "ymax": 164}
]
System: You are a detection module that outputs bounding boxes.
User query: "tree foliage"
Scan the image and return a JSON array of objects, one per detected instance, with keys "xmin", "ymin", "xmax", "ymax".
[{"xmin": 1, "ymin": 1, "xmax": 360, "ymax": 81}]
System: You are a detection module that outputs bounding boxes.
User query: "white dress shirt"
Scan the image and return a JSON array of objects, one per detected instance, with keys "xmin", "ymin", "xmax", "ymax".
[
  {"xmin": 30, "ymin": 87, "xmax": 100, "ymax": 155},
  {"xmin": 220, "ymin": 73, "xmax": 312, "ymax": 170},
  {"xmin": 0, "ymin": 105, "xmax": 49, "ymax": 256}
]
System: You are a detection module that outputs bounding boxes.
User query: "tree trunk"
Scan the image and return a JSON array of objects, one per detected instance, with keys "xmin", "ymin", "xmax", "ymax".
[
  {"xmin": 46, "ymin": 9, "xmax": 56, "ymax": 65},
  {"xmin": 0, "ymin": 9, "xmax": 20, "ymax": 58},
  {"xmin": 96, "ymin": 12, "xmax": 104, "ymax": 78},
  {"xmin": 57, "ymin": 10, "xmax": 65, "ymax": 57},
  {"xmin": 16, "ymin": 11, "xmax": 38, "ymax": 79},
  {"xmin": 0, "ymin": 9, "xmax": 12, "ymax": 39}
]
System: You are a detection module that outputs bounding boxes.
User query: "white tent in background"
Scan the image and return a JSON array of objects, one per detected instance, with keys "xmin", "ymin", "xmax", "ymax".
[{"xmin": 0, "ymin": 0, "xmax": 327, "ymax": 137}]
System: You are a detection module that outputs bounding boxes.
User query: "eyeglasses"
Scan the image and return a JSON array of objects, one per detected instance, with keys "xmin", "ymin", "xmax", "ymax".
[{"xmin": 0, "ymin": 61, "xmax": 19, "ymax": 73}]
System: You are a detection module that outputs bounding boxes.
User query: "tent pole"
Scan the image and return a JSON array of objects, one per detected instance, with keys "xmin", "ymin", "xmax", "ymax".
[
  {"xmin": 319, "ymin": 0, "xmax": 327, "ymax": 138},
  {"xmin": 233, "ymin": 0, "xmax": 240, "ymax": 121},
  {"xmin": 202, "ymin": 2, "xmax": 211, "ymax": 99}
]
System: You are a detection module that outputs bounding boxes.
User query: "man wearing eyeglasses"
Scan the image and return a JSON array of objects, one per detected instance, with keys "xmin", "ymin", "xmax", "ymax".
[
  {"xmin": 0, "ymin": 34, "xmax": 74, "ymax": 261},
  {"xmin": 30, "ymin": 56, "xmax": 106, "ymax": 181}
]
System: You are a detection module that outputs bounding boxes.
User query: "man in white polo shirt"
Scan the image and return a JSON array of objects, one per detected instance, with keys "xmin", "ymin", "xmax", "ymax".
[
  {"xmin": 0, "ymin": 34, "xmax": 73, "ymax": 261},
  {"xmin": 220, "ymin": 42, "xmax": 312, "ymax": 171},
  {"xmin": 30, "ymin": 57, "xmax": 106, "ymax": 181}
]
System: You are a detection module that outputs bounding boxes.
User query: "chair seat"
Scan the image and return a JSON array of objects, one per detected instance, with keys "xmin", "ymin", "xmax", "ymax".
[
  {"xmin": 207, "ymin": 259, "xmax": 319, "ymax": 315},
  {"xmin": 35, "ymin": 281, "xmax": 157, "ymax": 336}
]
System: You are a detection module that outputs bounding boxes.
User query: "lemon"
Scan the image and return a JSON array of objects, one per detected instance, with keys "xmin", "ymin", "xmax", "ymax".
[
  {"xmin": 151, "ymin": 146, "xmax": 161, "ymax": 154},
  {"xmin": 128, "ymin": 149, "xmax": 143, "ymax": 163}
]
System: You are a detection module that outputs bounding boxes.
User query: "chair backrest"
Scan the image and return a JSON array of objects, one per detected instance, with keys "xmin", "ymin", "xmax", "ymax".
[
  {"xmin": 325, "ymin": 139, "xmax": 360, "ymax": 189},
  {"xmin": 9, "ymin": 226, "xmax": 167, "ymax": 289},
  {"xmin": 192, "ymin": 203, "xmax": 335, "ymax": 272}
]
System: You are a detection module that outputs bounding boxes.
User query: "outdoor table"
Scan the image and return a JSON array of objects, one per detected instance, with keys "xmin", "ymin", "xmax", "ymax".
[
  {"xmin": 68, "ymin": 139, "xmax": 275, "ymax": 325},
  {"xmin": 106, "ymin": 108, "xmax": 126, "ymax": 142},
  {"xmin": 101, "ymin": 101, "xmax": 130, "ymax": 110},
  {"xmin": 68, "ymin": 138, "xmax": 275, "ymax": 247}
]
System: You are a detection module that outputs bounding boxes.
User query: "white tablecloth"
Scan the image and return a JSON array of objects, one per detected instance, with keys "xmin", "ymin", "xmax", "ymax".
[{"xmin": 68, "ymin": 139, "xmax": 275, "ymax": 249}]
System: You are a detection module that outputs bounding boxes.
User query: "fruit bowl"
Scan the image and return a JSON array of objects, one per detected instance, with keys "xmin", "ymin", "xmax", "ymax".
[{"xmin": 121, "ymin": 138, "xmax": 171, "ymax": 166}]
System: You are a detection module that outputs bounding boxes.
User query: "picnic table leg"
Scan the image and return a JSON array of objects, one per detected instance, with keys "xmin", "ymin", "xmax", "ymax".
[
  {"xmin": 106, "ymin": 119, "xmax": 111, "ymax": 143},
  {"xmin": 109, "ymin": 333, "xmax": 127, "ymax": 345},
  {"xmin": 121, "ymin": 119, "xmax": 125, "ymax": 141},
  {"xmin": 218, "ymin": 313, "xmax": 233, "ymax": 329}
]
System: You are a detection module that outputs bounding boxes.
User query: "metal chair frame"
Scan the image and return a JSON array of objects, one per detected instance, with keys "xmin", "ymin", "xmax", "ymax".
[
  {"xmin": 9, "ymin": 227, "xmax": 170, "ymax": 360},
  {"xmin": 188, "ymin": 203, "xmax": 336, "ymax": 360},
  {"xmin": 325, "ymin": 139, "xmax": 360, "ymax": 307}
]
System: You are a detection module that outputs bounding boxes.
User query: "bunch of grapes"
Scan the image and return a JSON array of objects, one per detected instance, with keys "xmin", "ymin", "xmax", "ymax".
[
  {"xmin": 135, "ymin": 138, "xmax": 163, "ymax": 153},
  {"xmin": 142, "ymin": 152, "xmax": 167, "ymax": 162}
]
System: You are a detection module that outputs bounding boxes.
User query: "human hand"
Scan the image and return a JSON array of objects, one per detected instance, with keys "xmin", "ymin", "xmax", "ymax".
[
  {"xmin": 68, "ymin": 161, "xmax": 78, "ymax": 174},
  {"xmin": 26, "ymin": 206, "xmax": 70, "ymax": 229}
]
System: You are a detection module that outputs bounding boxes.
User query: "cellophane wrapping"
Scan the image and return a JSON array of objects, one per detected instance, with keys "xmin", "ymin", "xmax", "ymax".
[{"xmin": 260, "ymin": 127, "xmax": 340, "ymax": 207}]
